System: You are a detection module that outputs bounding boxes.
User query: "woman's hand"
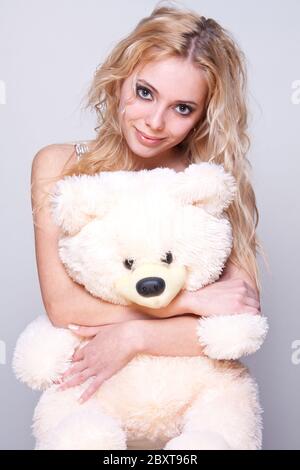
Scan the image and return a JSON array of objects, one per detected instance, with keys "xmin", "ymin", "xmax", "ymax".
[
  {"xmin": 58, "ymin": 321, "xmax": 144, "ymax": 404},
  {"xmin": 188, "ymin": 278, "xmax": 261, "ymax": 317}
]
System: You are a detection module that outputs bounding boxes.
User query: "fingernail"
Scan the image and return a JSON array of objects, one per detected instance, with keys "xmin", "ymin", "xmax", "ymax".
[
  {"xmin": 78, "ymin": 397, "xmax": 84, "ymax": 404},
  {"xmin": 68, "ymin": 324, "xmax": 79, "ymax": 330}
]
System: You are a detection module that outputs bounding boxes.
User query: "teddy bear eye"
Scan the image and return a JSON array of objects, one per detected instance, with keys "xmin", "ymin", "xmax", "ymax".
[
  {"xmin": 124, "ymin": 258, "xmax": 134, "ymax": 270},
  {"xmin": 161, "ymin": 251, "xmax": 173, "ymax": 264}
]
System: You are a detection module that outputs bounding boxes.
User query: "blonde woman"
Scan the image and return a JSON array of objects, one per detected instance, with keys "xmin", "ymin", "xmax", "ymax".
[{"xmin": 31, "ymin": 3, "xmax": 262, "ymax": 405}]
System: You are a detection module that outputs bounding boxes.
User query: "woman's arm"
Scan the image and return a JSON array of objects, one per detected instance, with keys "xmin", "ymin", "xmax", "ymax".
[
  {"xmin": 31, "ymin": 145, "xmax": 259, "ymax": 328},
  {"xmin": 31, "ymin": 145, "xmax": 154, "ymax": 328},
  {"xmin": 60, "ymin": 314, "xmax": 204, "ymax": 403},
  {"xmin": 185, "ymin": 260, "xmax": 261, "ymax": 317},
  {"xmin": 137, "ymin": 260, "xmax": 261, "ymax": 320},
  {"xmin": 138, "ymin": 315, "xmax": 204, "ymax": 357},
  {"xmin": 219, "ymin": 259, "xmax": 260, "ymax": 299}
]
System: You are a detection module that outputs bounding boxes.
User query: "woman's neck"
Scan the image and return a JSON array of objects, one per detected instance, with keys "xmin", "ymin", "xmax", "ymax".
[{"xmin": 132, "ymin": 148, "xmax": 190, "ymax": 172}]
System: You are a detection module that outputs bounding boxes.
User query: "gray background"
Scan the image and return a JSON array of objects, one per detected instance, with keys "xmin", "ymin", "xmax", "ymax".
[{"xmin": 0, "ymin": 0, "xmax": 299, "ymax": 450}]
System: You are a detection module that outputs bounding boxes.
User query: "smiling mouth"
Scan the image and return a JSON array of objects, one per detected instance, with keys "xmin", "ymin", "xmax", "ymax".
[{"xmin": 135, "ymin": 128, "xmax": 166, "ymax": 141}]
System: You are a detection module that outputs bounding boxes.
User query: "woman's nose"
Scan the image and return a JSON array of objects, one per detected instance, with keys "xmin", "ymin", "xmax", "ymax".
[{"xmin": 145, "ymin": 106, "xmax": 165, "ymax": 131}]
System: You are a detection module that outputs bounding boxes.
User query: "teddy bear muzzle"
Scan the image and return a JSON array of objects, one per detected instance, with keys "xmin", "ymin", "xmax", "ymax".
[{"xmin": 114, "ymin": 263, "xmax": 187, "ymax": 309}]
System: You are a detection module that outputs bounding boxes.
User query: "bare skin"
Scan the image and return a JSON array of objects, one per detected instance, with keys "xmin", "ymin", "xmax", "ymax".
[
  {"xmin": 32, "ymin": 57, "xmax": 260, "ymax": 402},
  {"xmin": 117, "ymin": 56, "xmax": 208, "ymax": 170}
]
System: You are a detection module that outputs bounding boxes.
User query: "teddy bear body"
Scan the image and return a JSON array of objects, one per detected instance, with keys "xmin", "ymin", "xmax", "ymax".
[
  {"xmin": 13, "ymin": 163, "xmax": 268, "ymax": 450},
  {"xmin": 31, "ymin": 345, "xmax": 258, "ymax": 450}
]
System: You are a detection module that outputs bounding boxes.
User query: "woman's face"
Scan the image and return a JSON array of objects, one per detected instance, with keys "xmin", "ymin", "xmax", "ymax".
[{"xmin": 118, "ymin": 56, "xmax": 208, "ymax": 165}]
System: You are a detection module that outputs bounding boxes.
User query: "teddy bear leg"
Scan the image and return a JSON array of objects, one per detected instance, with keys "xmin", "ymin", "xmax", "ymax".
[
  {"xmin": 164, "ymin": 374, "xmax": 262, "ymax": 450},
  {"xmin": 33, "ymin": 383, "xmax": 127, "ymax": 450},
  {"xmin": 164, "ymin": 430, "xmax": 230, "ymax": 450},
  {"xmin": 35, "ymin": 406, "xmax": 127, "ymax": 450}
]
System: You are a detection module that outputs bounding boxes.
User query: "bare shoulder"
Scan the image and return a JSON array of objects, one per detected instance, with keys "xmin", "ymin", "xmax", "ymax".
[{"xmin": 31, "ymin": 143, "xmax": 77, "ymax": 180}]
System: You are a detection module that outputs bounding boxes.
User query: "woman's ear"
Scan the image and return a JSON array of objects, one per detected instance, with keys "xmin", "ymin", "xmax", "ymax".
[
  {"xmin": 172, "ymin": 162, "xmax": 237, "ymax": 216},
  {"xmin": 49, "ymin": 174, "xmax": 112, "ymax": 236}
]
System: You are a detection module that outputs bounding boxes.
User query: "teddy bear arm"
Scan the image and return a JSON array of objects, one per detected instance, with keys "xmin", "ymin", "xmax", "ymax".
[
  {"xmin": 12, "ymin": 315, "xmax": 81, "ymax": 390},
  {"xmin": 196, "ymin": 313, "xmax": 269, "ymax": 360}
]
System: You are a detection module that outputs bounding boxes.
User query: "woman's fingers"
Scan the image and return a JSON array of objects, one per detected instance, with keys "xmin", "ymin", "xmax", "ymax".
[
  {"xmin": 234, "ymin": 295, "xmax": 260, "ymax": 314},
  {"xmin": 58, "ymin": 368, "xmax": 92, "ymax": 391},
  {"xmin": 218, "ymin": 278, "xmax": 260, "ymax": 303},
  {"xmin": 246, "ymin": 284, "xmax": 260, "ymax": 302},
  {"xmin": 245, "ymin": 296, "xmax": 260, "ymax": 309},
  {"xmin": 61, "ymin": 359, "xmax": 87, "ymax": 382},
  {"xmin": 242, "ymin": 305, "xmax": 260, "ymax": 315},
  {"xmin": 68, "ymin": 325, "xmax": 102, "ymax": 337},
  {"xmin": 72, "ymin": 346, "xmax": 85, "ymax": 362},
  {"xmin": 78, "ymin": 375, "xmax": 105, "ymax": 404}
]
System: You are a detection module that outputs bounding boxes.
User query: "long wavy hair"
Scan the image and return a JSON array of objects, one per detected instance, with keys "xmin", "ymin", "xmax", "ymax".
[{"xmin": 34, "ymin": 1, "xmax": 267, "ymax": 293}]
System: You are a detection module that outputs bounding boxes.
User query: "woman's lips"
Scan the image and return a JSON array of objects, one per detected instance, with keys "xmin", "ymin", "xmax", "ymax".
[{"xmin": 134, "ymin": 127, "xmax": 166, "ymax": 146}]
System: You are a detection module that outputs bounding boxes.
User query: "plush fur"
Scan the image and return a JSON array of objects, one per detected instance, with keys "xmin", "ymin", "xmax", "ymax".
[{"xmin": 13, "ymin": 162, "xmax": 268, "ymax": 450}]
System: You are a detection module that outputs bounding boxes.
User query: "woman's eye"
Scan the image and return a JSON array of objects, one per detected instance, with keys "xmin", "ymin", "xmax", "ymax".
[
  {"xmin": 136, "ymin": 85, "xmax": 152, "ymax": 100},
  {"xmin": 136, "ymin": 85, "xmax": 193, "ymax": 116},
  {"xmin": 175, "ymin": 104, "xmax": 193, "ymax": 116}
]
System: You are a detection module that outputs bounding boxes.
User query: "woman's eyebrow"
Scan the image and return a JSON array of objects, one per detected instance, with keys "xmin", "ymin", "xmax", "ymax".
[{"xmin": 136, "ymin": 77, "xmax": 199, "ymax": 106}]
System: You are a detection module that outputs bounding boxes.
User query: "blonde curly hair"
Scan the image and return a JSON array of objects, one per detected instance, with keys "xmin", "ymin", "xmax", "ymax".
[{"xmin": 34, "ymin": 1, "xmax": 267, "ymax": 293}]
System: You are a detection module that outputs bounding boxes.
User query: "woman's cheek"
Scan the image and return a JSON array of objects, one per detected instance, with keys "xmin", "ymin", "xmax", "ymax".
[{"xmin": 126, "ymin": 101, "xmax": 147, "ymax": 119}]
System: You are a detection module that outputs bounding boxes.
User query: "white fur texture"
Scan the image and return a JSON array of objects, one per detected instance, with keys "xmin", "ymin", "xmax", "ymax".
[
  {"xmin": 12, "ymin": 315, "xmax": 81, "ymax": 390},
  {"xmin": 172, "ymin": 162, "xmax": 237, "ymax": 216},
  {"xmin": 35, "ymin": 408, "xmax": 126, "ymax": 450},
  {"xmin": 49, "ymin": 163, "xmax": 235, "ymax": 306},
  {"xmin": 49, "ymin": 174, "xmax": 114, "ymax": 236},
  {"xmin": 196, "ymin": 313, "xmax": 269, "ymax": 360},
  {"xmin": 13, "ymin": 162, "xmax": 268, "ymax": 450}
]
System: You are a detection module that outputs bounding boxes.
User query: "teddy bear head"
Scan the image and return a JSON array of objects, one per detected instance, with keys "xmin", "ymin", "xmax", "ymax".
[{"xmin": 49, "ymin": 163, "xmax": 236, "ymax": 309}]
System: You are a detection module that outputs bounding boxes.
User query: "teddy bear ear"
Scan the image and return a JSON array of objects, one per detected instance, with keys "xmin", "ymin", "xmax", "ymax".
[
  {"xmin": 49, "ymin": 174, "xmax": 110, "ymax": 235},
  {"xmin": 172, "ymin": 162, "xmax": 237, "ymax": 216}
]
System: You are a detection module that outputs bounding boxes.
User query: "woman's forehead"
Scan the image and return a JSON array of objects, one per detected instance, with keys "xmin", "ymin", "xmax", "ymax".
[{"xmin": 128, "ymin": 57, "xmax": 208, "ymax": 102}]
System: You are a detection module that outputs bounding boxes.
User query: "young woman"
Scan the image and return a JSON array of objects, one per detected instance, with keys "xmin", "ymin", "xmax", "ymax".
[{"xmin": 31, "ymin": 4, "xmax": 262, "ymax": 404}]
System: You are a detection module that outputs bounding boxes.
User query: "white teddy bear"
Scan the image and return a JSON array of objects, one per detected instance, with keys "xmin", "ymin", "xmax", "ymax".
[{"xmin": 13, "ymin": 162, "xmax": 268, "ymax": 450}]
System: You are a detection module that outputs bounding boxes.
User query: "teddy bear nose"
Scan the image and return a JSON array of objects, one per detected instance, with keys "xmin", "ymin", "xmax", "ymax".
[{"xmin": 136, "ymin": 277, "xmax": 166, "ymax": 297}]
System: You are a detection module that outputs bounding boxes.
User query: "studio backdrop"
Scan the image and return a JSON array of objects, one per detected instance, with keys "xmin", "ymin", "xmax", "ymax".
[{"xmin": 0, "ymin": 0, "xmax": 299, "ymax": 450}]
